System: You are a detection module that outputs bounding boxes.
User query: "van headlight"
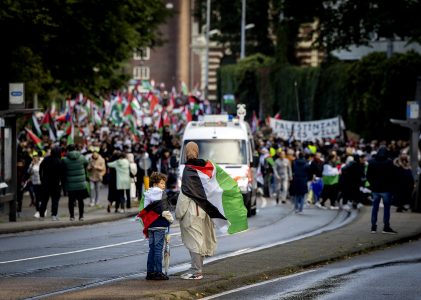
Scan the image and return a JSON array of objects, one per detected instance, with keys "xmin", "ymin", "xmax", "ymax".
[{"xmin": 236, "ymin": 177, "xmax": 250, "ymax": 193}]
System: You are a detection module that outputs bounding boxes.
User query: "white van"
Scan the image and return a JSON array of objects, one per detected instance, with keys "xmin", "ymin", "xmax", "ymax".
[{"xmin": 179, "ymin": 114, "xmax": 257, "ymax": 216}]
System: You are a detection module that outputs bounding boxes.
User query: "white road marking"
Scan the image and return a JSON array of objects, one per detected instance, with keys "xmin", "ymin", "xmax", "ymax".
[
  {"xmin": 0, "ymin": 232, "xmax": 181, "ymax": 265},
  {"xmin": 200, "ymin": 269, "xmax": 317, "ymax": 299},
  {"xmin": 0, "ymin": 239, "xmax": 145, "ymax": 264}
]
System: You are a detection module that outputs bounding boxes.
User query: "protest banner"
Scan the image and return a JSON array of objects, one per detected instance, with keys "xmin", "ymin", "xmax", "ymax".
[{"xmin": 269, "ymin": 116, "xmax": 343, "ymax": 141}]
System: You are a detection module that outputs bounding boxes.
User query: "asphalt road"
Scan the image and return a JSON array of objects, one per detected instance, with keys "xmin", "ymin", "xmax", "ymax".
[
  {"xmin": 207, "ymin": 235, "xmax": 421, "ymax": 300},
  {"xmin": 0, "ymin": 199, "xmax": 349, "ymax": 299}
]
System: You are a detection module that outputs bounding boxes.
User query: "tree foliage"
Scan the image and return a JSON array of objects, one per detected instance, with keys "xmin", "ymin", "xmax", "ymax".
[
  {"xmin": 218, "ymin": 54, "xmax": 274, "ymax": 116},
  {"xmin": 317, "ymin": 0, "xmax": 421, "ymax": 51},
  {"xmin": 219, "ymin": 51, "xmax": 421, "ymax": 139},
  {"xmin": 272, "ymin": 0, "xmax": 421, "ymax": 63},
  {"xmin": 0, "ymin": 0, "xmax": 170, "ymax": 106}
]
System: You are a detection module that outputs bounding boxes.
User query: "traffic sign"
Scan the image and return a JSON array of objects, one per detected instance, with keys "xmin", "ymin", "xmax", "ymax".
[
  {"xmin": 9, "ymin": 83, "xmax": 25, "ymax": 107},
  {"xmin": 406, "ymin": 101, "xmax": 419, "ymax": 119}
]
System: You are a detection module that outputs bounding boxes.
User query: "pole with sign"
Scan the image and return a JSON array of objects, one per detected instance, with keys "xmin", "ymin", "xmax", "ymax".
[{"xmin": 9, "ymin": 83, "xmax": 25, "ymax": 109}]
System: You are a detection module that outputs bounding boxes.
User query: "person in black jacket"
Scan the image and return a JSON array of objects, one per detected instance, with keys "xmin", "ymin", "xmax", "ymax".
[
  {"xmin": 393, "ymin": 153, "xmax": 414, "ymax": 212},
  {"xmin": 291, "ymin": 152, "xmax": 311, "ymax": 213},
  {"xmin": 367, "ymin": 146, "xmax": 397, "ymax": 234},
  {"xmin": 39, "ymin": 146, "xmax": 63, "ymax": 220},
  {"xmin": 340, "ymin": 155, "xmax": 364, "ymax": 211}
]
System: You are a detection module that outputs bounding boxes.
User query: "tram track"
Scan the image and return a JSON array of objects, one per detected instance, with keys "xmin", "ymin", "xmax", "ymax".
[{"xmin": 21, "ymin": 208, "xmax": 357, "ymax": 300}]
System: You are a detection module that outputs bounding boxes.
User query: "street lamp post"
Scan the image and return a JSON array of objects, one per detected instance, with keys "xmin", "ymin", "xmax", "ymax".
[
  {"xmin": 240, "ymin": 1, "xmax": 254, "ymax": 59},
  {"xmin": 240, "ymin": 0, "xmax": 246, "ymax": 59},
  {"xmin": 294, "ymin": 81, "xmax": 301, "ymax": 121},
  {"xmin": 204, "ymin": 0, "xmax": 211, "ymax": 100}
]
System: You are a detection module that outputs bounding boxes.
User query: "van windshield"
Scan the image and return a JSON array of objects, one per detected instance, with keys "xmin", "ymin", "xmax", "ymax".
[{"xmin": 182, "ymin": 140, "xmax": 248, "ymax": 165}]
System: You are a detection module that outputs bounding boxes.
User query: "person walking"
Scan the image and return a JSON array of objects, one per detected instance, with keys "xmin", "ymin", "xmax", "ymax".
[
  {"xmin": 28, "ymin": 153, "xmax": 43, "ymax": 218},
  {"xmin": 127, "ymin": 153, "xmax": 138, "ymax": 208},
  {"xmin": 176, "ymin": 142, "xmax": 217, "ymax": 280},
  {"xmin": 290, "ymin": 152, "xmax": 310, "ymax": 213},
  {"xmin": 62, "ymin": 144, "xmax": 89, "ymax": 221},
  {"xmin": 309, "ymin": 152, "xmax": 324, "ymax": 205},
  {"xmin": 39, "ymin": 146, "xmax": 63, "ymax": 220},
  {"xmin": 393, "ymin": 152, "xmax": 414, "ymax": 213},
  {"xmin": 367, "ymin": 146, "xmax": 397, "ymax": 234},
  {"xmin": 273, "ymin": 149, "xmax": 292, "ymax": 204},
  {"xmin": 339, "ymin": 155, "xmax": 364, "ymax": 211},
  {"xmin": 108, "ymin": 152, "xmax": 131, "ymax": 213},
  {"xmin": 87, "ymin": 150, "xmax": 106, "ymax": 207},
  {"xmin": 318, "ymin": 153, "xmax": 340, "ymax": 209},
  {"xmin": 106, "ymin": 150, "xmax": 119, "ymax": 213}
]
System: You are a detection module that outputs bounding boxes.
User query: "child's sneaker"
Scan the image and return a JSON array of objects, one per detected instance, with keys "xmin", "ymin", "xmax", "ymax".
[
  {"xmin": 181, "ymin": 273, "xmax": 203, "ymax": 280},
  {"xmin": 153, "ymin": 272, "xmax": 169, "ymax": 280}
]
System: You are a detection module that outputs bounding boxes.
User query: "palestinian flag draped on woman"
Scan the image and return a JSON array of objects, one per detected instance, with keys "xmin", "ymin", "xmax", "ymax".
[{"xmin": 181, "ymin": 160, "xmax": 248, "ymax": 234}]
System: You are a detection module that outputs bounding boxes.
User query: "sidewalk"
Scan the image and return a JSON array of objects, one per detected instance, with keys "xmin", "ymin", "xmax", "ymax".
[
  {"xmin": 0, "ymin": 190, "xmax": 138, "ymax": 234},
  {"xmin": 51, "ymin": 207, "xmax": 421, "ymax": 300}
]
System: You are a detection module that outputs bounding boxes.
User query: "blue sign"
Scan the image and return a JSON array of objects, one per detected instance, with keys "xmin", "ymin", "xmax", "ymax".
[{"xmin": 11, "ymin": 91, "xmax": 23, "ymax": 97}]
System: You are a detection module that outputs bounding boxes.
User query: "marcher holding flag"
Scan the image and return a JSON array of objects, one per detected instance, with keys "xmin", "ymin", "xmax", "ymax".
[{"xmin": 176, "ymin": 142, "xmax": 248, "ymax": 280}]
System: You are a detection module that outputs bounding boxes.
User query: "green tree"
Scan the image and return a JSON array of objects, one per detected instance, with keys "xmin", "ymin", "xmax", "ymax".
[
  {"xmin": 0, "ymin": 0, "xmax": 170, "ymax": 107},
  {"xmin": 273, "ymin": 0, "xmax": 421, "ymax": 61}
]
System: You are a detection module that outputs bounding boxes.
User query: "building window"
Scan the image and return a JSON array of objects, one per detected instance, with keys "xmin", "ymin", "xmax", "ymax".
[
  {"xmin": 133, "ymin": 66, "xmax": 150, "ymax": 80},
  {"xmin": 133, "ymin": 47, "xmax": 150, "ymax": 60}
]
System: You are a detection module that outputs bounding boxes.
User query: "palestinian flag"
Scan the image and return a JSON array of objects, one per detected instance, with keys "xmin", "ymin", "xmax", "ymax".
[
  {"xmin": 30, "ymin": 114, "xmax": 41, "ymax": 136},
  {"xmin": 181, "ymin": 161, "xmax": 248, "ymax": 234},
  {"xmin": 148, "ymin": 92, "xmax": 160, "ymax": 114},
  {"xmin": 66, "ymin": 123, "xmax": 74, "ymax": 145},
  {"xmin": 41, "ymin": 110, "xmax": 52, "ymax": 130},
  {"xmin": 136, "ymin": 188, "xmax": 167, "ymax": 237},
  {"xmin": 25, "ymin": 128, "xmax": 43, "ymax": 149},
  {"xmin": 184, "ymin": 105, "xmax": 192, "ymax": 122},
  {"xmin": 137, "ymin": 201, "xmax": 161, "ymax": 238}
]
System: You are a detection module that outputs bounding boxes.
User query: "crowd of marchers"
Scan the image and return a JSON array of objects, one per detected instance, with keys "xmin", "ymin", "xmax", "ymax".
[
  {"xmin": 10, "ymin": 111, "xmax": 416, "ymax": 234},
  {"xmin": 254, "ymin": 129, "xmax": 416, "ymax": 234},
  {"xmin": 14, "ymin": 121, "xmax": 182, "ymax": 221}
]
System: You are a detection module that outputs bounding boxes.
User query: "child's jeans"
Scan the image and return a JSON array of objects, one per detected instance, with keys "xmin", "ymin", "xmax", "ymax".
[{"xmin": 147, "ymin": 228, "xmax": 166, "ymax": 273}]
